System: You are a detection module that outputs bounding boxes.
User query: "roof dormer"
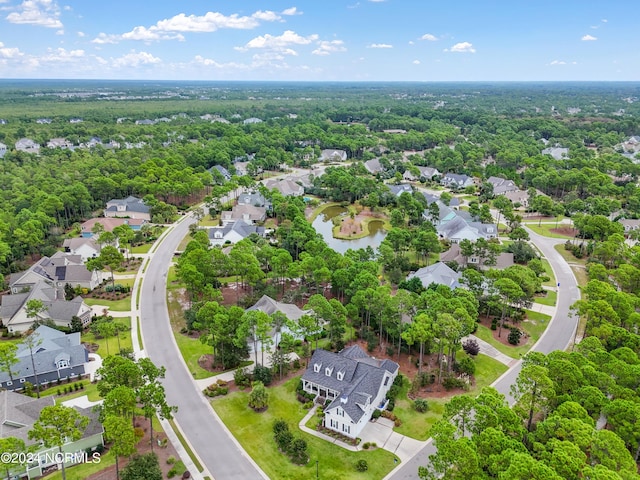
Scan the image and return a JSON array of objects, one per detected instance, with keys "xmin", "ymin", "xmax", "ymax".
[
  {"xmin": 313, "ymin": 363, "xmax": 321, "ymax": 373},
  {"xmin": 325, "ymin": 367, "xmax": 333, "ymax": 377}
]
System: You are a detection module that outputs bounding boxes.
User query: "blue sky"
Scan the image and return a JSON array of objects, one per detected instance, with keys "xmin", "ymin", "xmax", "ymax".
[{"xmin": 0, "ymin": 0, "xmax": 636, "ymax": 81}]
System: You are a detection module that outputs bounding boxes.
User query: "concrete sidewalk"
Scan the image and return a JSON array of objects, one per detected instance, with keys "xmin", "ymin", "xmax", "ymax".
[{"xmin": 463, "ymin": 335, "xmax": 519, "ymax": 367}]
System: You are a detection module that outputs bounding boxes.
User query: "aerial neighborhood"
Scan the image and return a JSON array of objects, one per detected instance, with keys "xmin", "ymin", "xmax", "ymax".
[{"xmin": 0, "ymin": 82, "xmax": 639, "ymax": 480}]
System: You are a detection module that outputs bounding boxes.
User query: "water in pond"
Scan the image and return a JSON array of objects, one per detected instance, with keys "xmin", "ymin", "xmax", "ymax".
[{"xmin": 311, "ymin": 205, "xmax": 387, "ymax": 254}]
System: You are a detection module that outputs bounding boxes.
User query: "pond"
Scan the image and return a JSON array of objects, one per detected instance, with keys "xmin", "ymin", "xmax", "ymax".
[{"xmin": 311, "ymin": 205, "xmax": 387, "ymax": 254}]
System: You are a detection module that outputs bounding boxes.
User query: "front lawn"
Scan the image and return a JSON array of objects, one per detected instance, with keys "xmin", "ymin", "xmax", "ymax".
[
  {"xmin": 37, "ymin": 379, "xmax": 101, "ymax": 403},
  {"xmin": 475, "ymin": 310, "xmax": 551, "ymax": 359},
  {"xmin": 525, "ymin": 223, "xmax": 575, "ymax": 239},
  {"xmin": 82, "ymin": 316, "xmax": 132, "ymax": 357},
  {"xmin": 534, "ymin": 289, "xmax": 557, "ymax": 306},
  {"xmin": 84, "ymin": 297, "xmax": 132, "ymax": 312},
  {"xmin": 43, "ymin": 450, "xmax": 116, "ymax": 480},
  {"xmin": 212, "ymin": 377, "xmax": 398, "ymax": 480}
]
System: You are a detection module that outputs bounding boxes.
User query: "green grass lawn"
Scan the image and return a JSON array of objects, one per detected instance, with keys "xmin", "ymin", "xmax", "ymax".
[
  {"xmin": 392, "ymin": 353, "xmax": 507, "ymax": 440},
  {"xmin": 112, "ymin": 277, "xmax": 135, "ymax": 288},
  {"xmin": 42, "ymin": 450, "xmax": 116, "ymax": 480},
  {"xmin": 36, "ymin": 379, "xmax": 101, "ymax": 402},
  {"xmin": 525, "ymin": 223, "xmax": 575, "ymax": 239},
  {"xmin": 82, "ymin": 317, "xmax": 132, "ymax": 357},
  {"xmin": 553, "ymin": 243, "xmax": 588, "ymax": 267},
  {"xmin": 540, "ymin": 258, "xmax": 557, "ymax": 287},
  {"xmin": 84, "ymin": 297, "xmax": 132, "ymax": 312},
  {"xmin": 131, "ymin": 243, "xmax": 153, "ymax": 254},
  {"xmin": 474, "ymin": 310, "xmax": 551, "ymax": 359},
  {"xmin": 212, "ymin": 377, "xmax": 398, "ymax": 480},
  {"xmin": 534, "ymin": 289, "xmax": 557, "ymax": 306},
  {"xmin": 199, "ymin": 215, "xmax": 220, "ymax": 227}
]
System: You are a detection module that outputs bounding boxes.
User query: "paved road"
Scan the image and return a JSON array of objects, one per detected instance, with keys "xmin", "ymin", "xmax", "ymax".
[
  {"xmin": 386, "ymin": 228, "xmax": 581, "ymax": 480},
  {"xmin": 139, "ymin": 213, "xmax": 266, "ymax": 480}
]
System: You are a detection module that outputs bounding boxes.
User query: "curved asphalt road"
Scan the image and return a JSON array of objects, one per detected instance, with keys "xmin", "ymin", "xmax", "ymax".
[
  {"xmin": 139, "ymin": 213, "xmax": 266, "ymax": 480},
  {"xmin": 387, "ymin": 227, "xmax": 581, "ymax": 480}
]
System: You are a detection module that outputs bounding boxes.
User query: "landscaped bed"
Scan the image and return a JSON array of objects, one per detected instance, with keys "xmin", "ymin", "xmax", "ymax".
[{"xmin": 211, "ymin": 377, "xmax": 398, "ymax": 480}]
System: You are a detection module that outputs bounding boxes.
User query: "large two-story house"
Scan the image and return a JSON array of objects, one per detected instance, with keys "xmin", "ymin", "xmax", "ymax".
[
  {"xmin": 301, "ymin": 345, "xmax": 399, "ymax": 439},
  {"xmin": 0, "ymin": 326, "xmax": 89, "ymax": 391}
]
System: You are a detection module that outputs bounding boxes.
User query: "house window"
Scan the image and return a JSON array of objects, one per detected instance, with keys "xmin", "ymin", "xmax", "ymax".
[
  {"xmin": 487, "ymin": 227, "xmax": 494, "ymax": 233},
  {"xmin": 342, "ymin": 424, "xmax": 350, "ymax": 434},
  {"xmin": 330, "ymin": 419, "xmax": 337, "ymax": 429},
  {"xmin": 6, "ymin": 381, "xmax": 12, "ymax": 386},
  {"xmin": 57, "ymin": 360, "xmax": 69, "ymax": 369},
  {"xmin": 313, "ymin": 363, "xmax": 321, "ymax": 373},
  {"xmin": 383, "ymin": 376, "xmax": 389, "ymax": 386},
  {"xmin": 337, "ymin": 371, "xmax": 344, "ymax": 381},
  {"xmin": 19, "ymin": 378, "xmax": 25, "ymax": 383},
  {"xmin": 325, "ymin": 367, "xmax": 333, "ymax": 377}
]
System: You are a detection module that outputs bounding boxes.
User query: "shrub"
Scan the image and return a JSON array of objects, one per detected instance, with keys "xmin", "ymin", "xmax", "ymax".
[
  {"xmin": 387, "ymin": 398, "xmax": 395, "ymax": 411},
  {"xmin": 167, "ymin": 467, "xmax": 178, "ymax": 478},
  {"xmin": 292, "ymin": 359, "xmax": 301, "ymax": 370},
  {"xmin": 356, "ymin": 459, "xmax": 368, "ymax": 472},
  {"xmin": 490, "ymin": 319, "xmax": 498, "ymax": 331},
  {"xmin": 442, "ymin": 376, "xmax": 468, "ymax": 391},
  {"xmin": 273, "ymin": 419, "xmax": 288, "ymax": 436},
  {"xmin": 508, "ymin": 327, "xmax": 523, "ymax": 345},
  {"xmin": 234, "ymin": 367, "xmax": 250, "ymax": 388},
  {"xmin": 456, "ymin": 357, "xmax": 476, "ymax": 376},
  {"xmin": 166, "ymin": 456, "xmax": 176, "ymax": 465},
  {"xmin": 462, "ymin": 338, "xmax": 480, "ymax": 356},
  {"xmin": 57, "ymin": 389, "xmax": 61, "ymax": 396},
  {"xmin": 413, "ymin": 398, "xmax": 429, "ymax": 413},
  {"xmin": 252, "ymin": 365, "xmax": 273, "ymax": 386},
  {"xmin": 371, "ymin": 409, "xmax": 382, "ymax": 420}
]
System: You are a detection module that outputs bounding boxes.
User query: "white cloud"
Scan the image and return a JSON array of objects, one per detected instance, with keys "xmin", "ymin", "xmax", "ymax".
[
  {"xmin": 601, "ymin": 18, "xmax": 607, "ymax": 23},
  {"xmin": 447, "ymin": 41, "xmax": 475, "ymax": 53},
  {"xmin": 6, "ymin": 0, "xmax": 63, "ymax": 28},
  {"xmin": 368, "ymin": 43, "xmax": 392, "ymax": 49},
  {"xmin": 92, "ymin": 8, "xmax": 285, "ymax": 44},
  {"xmin": 40, "ymin": 47, "xmax": 84, "ymax": 62},
  {"xmin": 55, "ymin": 29, "xmax": 63, "ymax": 35},
  {"xmin": 77, "ymin": 31, "xmax": 85, "ymax": 37},
  {"xmin": 368, "ymin": 0, "xmax": 386, "ymax": 2},
  {"xmin": 193, "ymin": 55, "xmax": 248, "ymax": 70},
  {"xmin": 312, "ymin": 39, "xmax": 346, "ymax": 56},
  {"xmin": 113, "ymin": 50, "xmax": 161, "ymax": 68},
  {"xmin": 281, "ymin": 7, "xmax": 301, "ymax": 16},
  {"xmin": 420, "ymin": 33, "xmax": 437, "ymax": 41},
  {"xmin": 237, "ymin": 30, "xmax": 318, "ymax": 54},
  {"xmin": 412, "ymin": 60, "xmax": 420, "ymax": 65},
  {"xmin": 0, "ymin": 42, "xmax": 23, "ymax": 59},
  {"xmin": 549, "ymin": 60, "xmax": 566, "ymax": 65},
  {"xmin": 581, "ymin": 34, "xmax": 597, "ymax": 41}
]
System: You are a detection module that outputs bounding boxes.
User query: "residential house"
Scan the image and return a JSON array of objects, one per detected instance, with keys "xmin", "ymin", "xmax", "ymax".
[
  {"xmin": 69, "ymin": 117, "xmax": 83, "ymax": 123},
  {"xmin": 0, "ymin": 326, "xmax": 89, "ymax": 390},
  {"xmin": 210, "ymin": 165, "xmax": 232, "ymax": 182},
  {"xmin": 46, "ymin": 138, "xmax": 74, "ymax": 149},
  {"xmin": 15, "ymin": 138, "xmax": 40, "ymax": 154},
  {"xmin": 1, "ymin": 281, "xmax": 92, "ymax": 333},
  {"xmin": 403, "ymin": 166, "xmax": 440, "ymax": 182},
  {"xmin": 104, "ymin": 196, "xmax": 151, "ymax": 221},
  {"xmin": 246, "ymin": 295, "xmax": 308, "ymax": 360},
  {"xmin": 387, "ymin": 184, "xmax": 413, "ymax": 197},
  {"xmin": 36, "ymin": 118, "xmax": 52, "ymax": 124},
  {"xmin": 0, "ymin": 142, "xmax": 6, "ymax": 158},
  {"xmin": 0, "ymin": 119, "xmax": 7, "ymax": 124},
  {"xmin": 364, "ymin": 158, "xmax": 384, "ymax": 174},
  {"xmin": 619, "ymin": 219, "xmax": 640, "ymax": 233},
  {"xmin": 220, "ymin": 205, "xmax": 267, "ymax": 225},
  {"xmin": 62, "ymin": 237, "xmax": 101, "ymax": 262},
  {"xmin": 284, "ymin": 169, "xmax": 324, "ymax": 189},
  {"xmin": 486, "ymin": 176, "xmax": 519, "ymax": 195},
  {"xmin": 406, "ymin": 262, "xmax": 462, "ymax": 289},
  {"xmin": 135, "ymin": 119, "xmax": 155, "ymax": 125},
  {"xmin": 208, "ymin": 220, "xmax": 266, "ymax": 246},
  {"xmin": 441, "ymin": 173, "xmax": 474, "ymax": 189},
  {"xmin": 504, "ymin": 190, "xmax": 531, "ymax": 208},
  {"xmin": 243, "ymin": 117, "xmax": 263, "ymax": 124},
  {"xmin": 422, "ymin": 198, "xmax": 458, "ymax": 226},
  {"xmin": 301, "ymin": 345, "xmax": 399, "ymax": 439},
  {"xmin": 319, "ymin": 149, "xmax": 347, "ymax": 162},
  {"xmin": 264, "ymin": 178, "xmax": 304, "ymax": 197},
  {"xmin": 436, "ymin": 215, "xmax": 498, "ymax": 244},
  {"xmin": 422, "ymin": 192, "xmax": 460, "ymax": 209},
  {"xmin": 237, "ymin": 192, "xmax": 270, "ymax": 208},
  {"xmin": 8, "ymin": 252, "xmax": 101, "ymax": 293},
  {"xmin": 80, "ymin": 217, "xmax": 146, "ymax": 238},
  {"xmin": 440, "ymin": 244, "xmax": 514, "ymax": 270},
  {"xmin": 0, "ymin": 390, "xmax": 103, "ymax": 480},
  {"xmin": 542, "ymin": 146, "xmax": 569, "ymax": 160}
]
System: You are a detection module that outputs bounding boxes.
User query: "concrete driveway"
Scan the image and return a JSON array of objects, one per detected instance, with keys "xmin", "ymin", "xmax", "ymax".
[{"xmin": 360, "ymin": 418, "xmax": 424, "ymax": 462}]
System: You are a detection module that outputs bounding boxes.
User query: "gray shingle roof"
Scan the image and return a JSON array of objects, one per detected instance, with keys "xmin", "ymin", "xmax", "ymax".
[
  {"xmin": 302, "ymin": 346, "xmax": 398, "ymax": 424},
  {"xmin": 0, "ymin": 326, "xmax": 88, "ymax": 385},
  {"xmin": 246, "ymin": 295, "xmax": 305, "ymax": 321},
  {"xmin": 387, "ymin": 184, "xmax": 413, "ymax": 197},
  {"xmin": 407, "ymin": 262, "xmax": 461, "ymax": 288},
  {"xmin": 105, "ymin": 196, "xmax": 150, "ymax": 214},
  {"xmin": 208, "ymin": 220, "xmax": 265, "ymax": 241}
]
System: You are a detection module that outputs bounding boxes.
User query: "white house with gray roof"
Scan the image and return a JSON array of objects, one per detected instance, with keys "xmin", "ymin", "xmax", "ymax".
[
  {"xmin": 104, "ymin": 196, "xmax": 151, "ymax": 221},
  {"xmin": 208, "ymin": 220, "xmax": 266, "ymax": 246},
  {"xmin": 9, "ymin": 252, "xmax": 101, "ymax": 293},
  {"xmin": 0, "ymin": 142, "xmax": 6, "ymax": 158},
  {"xmin": 319, "ymin": 149, "xmax": 347, "ymax": 162},
  {"xmin": 302, "ymin": 345, "xmax": 398, "ymax": 439},
  {"xmin": 15, "ymin": 138, "xmax": 40, "ymax": 154},
  {"xmin": 1, "ymin": 281, "xmax": 92, "ymax": 333},
  {"xmin": 441, "ymin": 173, "xmax": 474, "ymax": 189}
]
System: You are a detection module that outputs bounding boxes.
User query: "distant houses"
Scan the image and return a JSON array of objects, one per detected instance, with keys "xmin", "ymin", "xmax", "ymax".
[
  {"xmin": 486, "ymin": 176, "xmax": 519, "ymax": 195},
  {"xmin": 221, "ymin": 205, "xmax": 267, "ymax": 225},
  {"xmin": 104, "ymin": 196, "xmax": 151, "ymax": 221},
  {"xmin": 210, "ymin": 165, "xmax": 232, "ymax": 183},
  {"xmin": 319, "ymin": 149, "xmax": 347, "ymax": 162},
  {"xmin": 15, "ymin": 138, "xmax": 40, "ymax": 154},
  {"xmin": 542, "ymin": 146, "xmax": 569, "ymax": 160},
  {"xmin": 403, "ymin": 166, "xmax": 440, "ymax": 182},
  {"xmin": 441, "ymin": 173, "xmax": 474, "ymax": 189},
  {"xmin": 80, "ymin": 217, "xmax": 146, "ymax": 238},
  {"xmin": 387, "ymin": 184, "xmax": 413, "ymax": 197},
  {"xmin": 364, "ymin": 158, "xmax": 384, "ymax": 174},
  {"xmin": 264, "ymin": 178, "xmax": 304, "ymax": 197},
  {"xmin": 0, "ymin": 142, "xmax": 6, "ymax": 158}
]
